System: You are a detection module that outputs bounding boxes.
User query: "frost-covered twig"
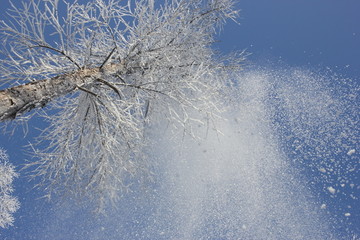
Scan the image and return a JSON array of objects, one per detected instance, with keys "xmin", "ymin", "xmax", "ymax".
[{"xmin": 0, "ymin": 148, "xmax": 19, "ymax": 228}]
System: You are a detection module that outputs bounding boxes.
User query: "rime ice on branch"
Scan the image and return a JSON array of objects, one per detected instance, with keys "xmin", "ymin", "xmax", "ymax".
[
  {"xmin": 0, "ymin": 148, "xmax": 19, "ymax": 228},
  {"xmin": 0, "ymin": 0, "xmax": 244, "ymax": 209}
]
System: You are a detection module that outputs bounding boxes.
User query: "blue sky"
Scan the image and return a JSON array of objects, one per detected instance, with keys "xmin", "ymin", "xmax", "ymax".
[
  {"xmin": 0, "ymin": 0, "xmax": 359, "ymax": 239},
  {"xmin": 220, "ymin": 0, "xmax": 360, "ymax": 77}
]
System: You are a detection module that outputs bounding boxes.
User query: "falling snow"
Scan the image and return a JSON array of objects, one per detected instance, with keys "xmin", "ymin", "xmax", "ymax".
[
  {"xmin": 328, "ymin": 187, "xmax": 336, "ymax": 194},
  {"xmin": 24, "ymin": 66, "xmax": 359, "ymax": 240},
  {"xmin": 347, "ymin": 149, "xmax": 356, "ymax": 156}
]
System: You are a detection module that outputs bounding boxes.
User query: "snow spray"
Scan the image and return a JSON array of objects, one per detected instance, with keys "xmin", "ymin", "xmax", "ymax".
[{"xmin": 37, "ymin": 66, "xmax": 359, "ymax": 240}]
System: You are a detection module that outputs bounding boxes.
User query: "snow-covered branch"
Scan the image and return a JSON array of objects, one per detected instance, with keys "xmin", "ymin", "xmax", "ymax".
[{"xmin": 0, "ymin": 148, "xmax": 19, "ymax": 228}]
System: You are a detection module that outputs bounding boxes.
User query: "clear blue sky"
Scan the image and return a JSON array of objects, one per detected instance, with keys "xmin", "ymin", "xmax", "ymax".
[
  {"xmin": 219, "ymin": 0, "xmax": 360, "ymax": 79},
  {"xmin": 0, "ymin": 0, "xmax": 359, "ymax": 239}
]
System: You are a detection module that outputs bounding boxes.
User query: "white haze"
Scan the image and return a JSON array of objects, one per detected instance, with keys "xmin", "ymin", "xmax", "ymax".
[{"xmin": 27, "ymin": 66, "xmax": 358, "ymax": 240}]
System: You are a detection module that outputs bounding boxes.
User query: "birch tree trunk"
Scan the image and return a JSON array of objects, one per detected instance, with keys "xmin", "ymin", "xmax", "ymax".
[{"xmin": 0, "ymin": 64, "xmax": 122, "ymax": 121}]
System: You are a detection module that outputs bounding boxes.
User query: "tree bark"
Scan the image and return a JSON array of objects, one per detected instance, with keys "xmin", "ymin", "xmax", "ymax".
[{"xmin": 0, "ymin": 64, "xmax": 121, "ymax": 121}]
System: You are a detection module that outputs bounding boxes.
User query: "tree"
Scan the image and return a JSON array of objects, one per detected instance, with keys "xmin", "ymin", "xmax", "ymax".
[
  {"xmin": 0, "ymin": 148, "xmax": 19, "ymax": 228},
  {"xmin": 0, "ymin": 0, "xmax": 243, "ymax": 210}
]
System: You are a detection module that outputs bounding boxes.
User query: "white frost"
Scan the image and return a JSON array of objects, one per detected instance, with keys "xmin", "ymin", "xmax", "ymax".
[
  {"xmin": 347, "ymin": 149, "xmax": 355, "ymax": 156},
  {"xmin": 327, "ymin": 186, "xmax": 336, "ymax": 194},
  {"xmin": 0, "ymin": 148, "xmax": 20, "ymax": 228}
]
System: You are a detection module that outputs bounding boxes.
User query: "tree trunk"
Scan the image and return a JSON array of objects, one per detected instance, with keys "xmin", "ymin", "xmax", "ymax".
[{"xmin": 0, "ymin": 64, "xmax": 121, "ymax": 121}]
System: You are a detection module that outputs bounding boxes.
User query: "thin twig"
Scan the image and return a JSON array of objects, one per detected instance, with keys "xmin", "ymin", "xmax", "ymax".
[
  {"xmin": 99, "ymin": 47, "xmax": 117, "ymax": 69},
  {"xmin": 30, "ymin": 44, "xmax": 81, "ymax": 69},
  {"xmin": 96, "ymin": 78, "xmax": 122, "ymax": 99},
  {"xmin": 76, "ymin": 85, "xmax": 99, "ymax": 97}
]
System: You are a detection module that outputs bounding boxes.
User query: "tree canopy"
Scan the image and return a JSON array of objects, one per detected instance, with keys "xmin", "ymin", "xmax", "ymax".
[{"xmin": 0, "ymin": 0, "xmax": 244, "ymax": 213}]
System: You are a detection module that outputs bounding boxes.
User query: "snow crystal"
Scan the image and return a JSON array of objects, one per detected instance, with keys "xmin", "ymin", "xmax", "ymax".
[
  {"xmin": 347, "ymin": 149, "xmax": 355, "ymax": 156},
  {"xmin": 327, "ymin": 186, "xmax": 336, "ymax": 194},
  {"xmin": 344, "ymin": 213, "xmax": 351, "ymax": 217},
  {"xmin": 320, "ymin": 204, "xmax": 327, "ymax": 209}
]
